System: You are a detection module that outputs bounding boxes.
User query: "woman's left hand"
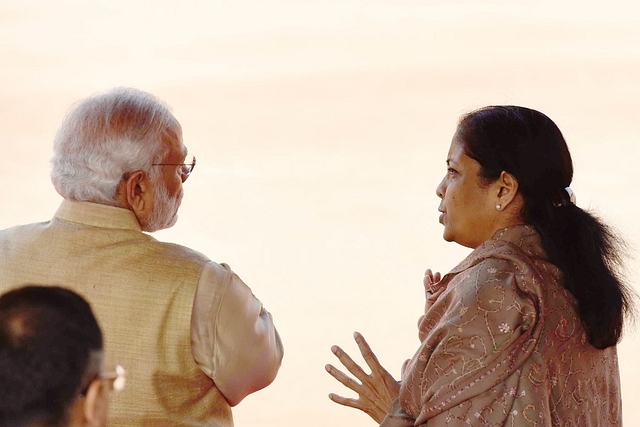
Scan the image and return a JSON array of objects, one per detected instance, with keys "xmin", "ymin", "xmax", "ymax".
[
  {"xmin": 423, "ymin": 269, "xmax": 442, "ymax": 312},
  {"xmin": 325, "ymin": 332, "xmax": 400, "ymax": 423},
  {"xmin": 417, "ymin": 269, "xmax": 444, "ymax": 341}
]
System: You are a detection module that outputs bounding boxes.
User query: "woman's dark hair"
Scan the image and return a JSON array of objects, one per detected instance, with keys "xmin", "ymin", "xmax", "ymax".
[
  {"xmin": 457, "ymin": 105, "xmax": 633, "ymax": 349},
  {"xmin": 0, "ymin": 286, "xmax": 103, "ymax": 427}
]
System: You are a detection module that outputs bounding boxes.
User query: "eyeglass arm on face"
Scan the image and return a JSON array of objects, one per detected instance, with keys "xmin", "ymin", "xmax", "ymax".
[
  {"xmin": 80, "ymin": 364, "xmax": 127, "ymax": 396},
  {"xmin": 151, "ymin": 154, "xmax": 196, "ymax": 168},
  {"xmin": 151, "ymin": 155, "xmax": 196, "ymax": 179},
  {"xmin": 101, "ymin": 364, "xmax": 127, "ymax": 393}
]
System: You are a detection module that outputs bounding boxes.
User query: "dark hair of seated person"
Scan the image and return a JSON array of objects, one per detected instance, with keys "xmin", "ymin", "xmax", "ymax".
[
  {"xmin": 457, "ymin": 105, "xmax": 635, "ymax": 349},
  {"xmin": 0, "ymin": 286, "xmax": 103, "ymax": 427}
]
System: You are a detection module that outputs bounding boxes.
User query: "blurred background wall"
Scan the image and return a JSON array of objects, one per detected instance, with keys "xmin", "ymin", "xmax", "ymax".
[{"xmin": 1, "ymin": 1, "xmax": 638, "ymax": 425}]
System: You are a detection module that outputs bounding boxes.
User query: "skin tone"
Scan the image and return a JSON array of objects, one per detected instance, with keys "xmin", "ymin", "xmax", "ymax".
[
  {"xmin": 67, "ymin": 379, "xmax": 108, "ymax": 427},
  {"xmin": 67, "ymin": 353, "xmax": 109, "ymax": 427},
  {"xmin": 325, "ymin": 129, "xmax": 525, "ymax": 423},
  {"xmin": 113, "ymin": 128, "xmax": 189, "ymax": 232},
  {"xmin": 325, "ymin": 332, "xmax": 399, "ymax": 423},
  {"xmin": 435, "ymin": 132, "xmax": 523, "ymax": 249}
]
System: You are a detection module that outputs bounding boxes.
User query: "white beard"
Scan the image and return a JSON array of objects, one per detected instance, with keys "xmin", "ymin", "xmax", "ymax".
[{"xmin": 143, "ymin": 177, "xmax": 182, "ymax": 232}]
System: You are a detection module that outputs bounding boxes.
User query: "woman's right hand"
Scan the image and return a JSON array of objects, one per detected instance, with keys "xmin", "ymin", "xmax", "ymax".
[{"xmin": 325, "ymin": 332, "xmax": 400, "ymax": 423}]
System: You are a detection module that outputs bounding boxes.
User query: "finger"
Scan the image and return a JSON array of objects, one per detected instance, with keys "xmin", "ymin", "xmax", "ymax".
[
  {"xmin": 353, "ymin": 332, "xmax": 383, "ymax": 371},
  {"xmin": 430, "ymin": 286, "xmax": 445, "ymax": 299},
  {"xmin": 326, "ymin": 362, "xmax": 390, "ymax": 412},
  {"xmin": 353, "ymin": 333, "xmax": 400, "ymax": 407},
  {"xmin": 325, "ymin": 363, "xmax": 363, "ymax": 394},
  {"xmin": 424, "ymin": 270, "xmax": 438, "ymax": 295},
  {"xmin": 353, "ymin": 332, "xmax": 395, "ymax": 387},
  {"xmin": 424, "ymin": 279, "xmax": 434, "ymax": 302},
  {"xmin": 330, "ymin": 345, "xmax": 371, "ymax": 384},
  {"xmin": 328, "ymin": 393, "xmax": 385, "ymax": 422},
  {"xmin": 328, "ymin": 392, "xmax": 363, "ymax": 409},
  {"xmin": 423, "ymin": 274, "xmax": 432, "ymax": 288},
  {"xmin": 423, "ymin": 269, "xmax": 433, "ymax": 287}
]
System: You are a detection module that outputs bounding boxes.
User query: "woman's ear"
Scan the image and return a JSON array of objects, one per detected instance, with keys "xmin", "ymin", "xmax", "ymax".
[{"xmin": 496, "ymin": 171, "xmax": 520, "ymax": 208}]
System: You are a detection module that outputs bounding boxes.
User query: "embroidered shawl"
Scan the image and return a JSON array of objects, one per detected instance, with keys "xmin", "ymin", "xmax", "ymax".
[{"xmin": 381, "ymin": 225, "xmax": 621, "ymax": 426}]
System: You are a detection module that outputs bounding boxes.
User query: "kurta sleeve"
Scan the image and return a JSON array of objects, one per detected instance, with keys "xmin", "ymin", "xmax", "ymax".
[{"xmin": 190, "ymin": 261, "xmax": 284, "ymax": 406}]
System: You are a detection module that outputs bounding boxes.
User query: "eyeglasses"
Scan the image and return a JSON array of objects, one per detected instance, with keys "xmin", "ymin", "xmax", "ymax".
[
  {"xmin": 81, "ymin": 364, "xmax": 127, "ymax": 396},
  {"xmin": 102, "ymin": 364, "xmax": 127, "ymax": 393},
  {"xmin": 152, "ymin": 154, "xmax": 196, "ymax": 182}
]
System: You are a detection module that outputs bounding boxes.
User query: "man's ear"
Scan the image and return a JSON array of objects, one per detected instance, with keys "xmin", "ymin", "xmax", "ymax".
[
  {"xmin": 83, "ymin": 379, "xmax": 106, "ymax": 427},
  {"xmin": 496, "ymin": 171, "xmax": 520, "ymax": 208},
  {"xmin": 121, "ymin": 171, "xmax": 149, "ymax": 212}
]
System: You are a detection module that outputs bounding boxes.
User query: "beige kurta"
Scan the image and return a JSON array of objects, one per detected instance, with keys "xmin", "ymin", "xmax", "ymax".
[
  {"xmin": 0, "ymin": 201, "xmax": 283, "ymax": 427},
  {"xmin": 381, "ymin": 225, "xmax": 621, "ymax": 427}
]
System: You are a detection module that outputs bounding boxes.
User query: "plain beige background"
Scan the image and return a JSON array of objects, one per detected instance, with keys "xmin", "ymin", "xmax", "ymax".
[{"xmin": 1, "ymin": 1, "xmax": 639, "ymax": 425}]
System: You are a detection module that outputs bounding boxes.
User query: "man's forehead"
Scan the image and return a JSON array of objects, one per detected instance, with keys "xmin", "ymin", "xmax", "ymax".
[{"xmin": 163, "ymin": 125, "xmax": 187, "ymax": 158}]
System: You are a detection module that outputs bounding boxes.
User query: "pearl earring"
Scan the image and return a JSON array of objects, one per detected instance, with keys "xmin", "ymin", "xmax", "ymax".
[{"xmin": 496, "ymin": 204, "xmax": 502, "ymax": 211}]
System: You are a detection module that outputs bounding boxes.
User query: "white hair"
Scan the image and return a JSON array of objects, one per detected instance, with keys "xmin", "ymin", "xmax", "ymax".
[{"xmin": 51, "ymin": 87, "xmax": 180, "ymax": 204}]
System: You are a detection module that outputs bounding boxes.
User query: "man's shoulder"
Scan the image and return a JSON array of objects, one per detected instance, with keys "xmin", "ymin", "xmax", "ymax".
[
  {"xmin": 0, "ymin": 221, "xmax": 52, "ymax": 247},
  {"xmin": 144, "ymin": 240, "xmax": 212, "ymax": 265},
  {"xmin": 0, "ymin": 218, "xmax": 214, "ymax": 274},
  {"xmin": 0, "ymin": 220, "xmax": 50, "ymax": 233}
]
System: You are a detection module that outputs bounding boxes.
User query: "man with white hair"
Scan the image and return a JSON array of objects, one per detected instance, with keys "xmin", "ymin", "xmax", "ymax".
[{"xmin": 0, "ymin": 87, "xmax": 284, "ymax": 427}]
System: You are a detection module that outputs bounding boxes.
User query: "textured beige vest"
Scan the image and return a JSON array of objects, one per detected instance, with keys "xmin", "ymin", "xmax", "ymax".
[{"xmin": 0, "ymin": 201, "xmax": 233, "ymax": 427}]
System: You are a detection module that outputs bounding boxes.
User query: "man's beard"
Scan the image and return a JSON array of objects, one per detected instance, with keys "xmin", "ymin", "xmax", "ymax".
[{"xmin": 143, "ymin": 174, "xmax": 183, "ymax": 232}]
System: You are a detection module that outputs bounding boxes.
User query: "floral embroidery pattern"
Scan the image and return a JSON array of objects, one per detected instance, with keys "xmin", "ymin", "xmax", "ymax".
[
  {"xmin": 498, "ymin": 323, "xmax": 511, "ymax": 334},
  {"xmin": 395, "ymin": 225, "xmax": 621, "ymax": 427}
]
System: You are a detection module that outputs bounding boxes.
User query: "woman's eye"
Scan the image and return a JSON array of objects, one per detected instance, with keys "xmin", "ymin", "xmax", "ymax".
[{"xmin": 447, "ymin": 167, "xmax": 457, "ymax": 175}]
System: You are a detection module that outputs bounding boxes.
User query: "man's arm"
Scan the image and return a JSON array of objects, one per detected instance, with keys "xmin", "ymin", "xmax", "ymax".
[{"xmin": 190, "ymin": 261, "xmax": 284, "ymax": 406}]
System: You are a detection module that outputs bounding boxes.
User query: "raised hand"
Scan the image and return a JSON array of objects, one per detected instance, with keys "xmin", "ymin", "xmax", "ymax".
[
  {"xmin": 417, "ymin": 269, "xmax": 444, "ymax": 342},
  {"xmin": 422, "ymin": 269, "xmax": 442, "ymax": 313},
  {"xmin": 325, "ymin": 332, "xmax": 400, "ymax": 423}
]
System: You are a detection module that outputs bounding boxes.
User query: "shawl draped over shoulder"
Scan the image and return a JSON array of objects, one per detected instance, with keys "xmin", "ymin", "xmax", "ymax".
[{"xmin": 381, "ymin": 225, "xmax": 621, "ymax": 427}]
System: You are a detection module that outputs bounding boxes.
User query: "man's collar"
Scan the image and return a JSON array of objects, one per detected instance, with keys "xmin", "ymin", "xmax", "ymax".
[{"xmin": 54, "ymin": 200, "xmax": 142, "ymax": 232}]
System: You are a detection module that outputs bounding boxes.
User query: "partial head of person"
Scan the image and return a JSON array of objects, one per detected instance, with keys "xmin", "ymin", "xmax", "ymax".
[
  {"xmin": 50, "ymin": 87, "xmax": 196, "ymax": 232},
  {"xmin": 436, "ymin": 105, "xmax": 633, "ymax": 349},
  {"xmin": 0, "ymin": 286, "xmax": 125, "ymax": 427}
]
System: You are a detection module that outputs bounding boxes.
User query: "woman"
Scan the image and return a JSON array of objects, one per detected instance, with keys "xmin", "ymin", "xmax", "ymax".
[{"xmin": 325, "ymin": 106, "xmax": 633, "ymax": 426}]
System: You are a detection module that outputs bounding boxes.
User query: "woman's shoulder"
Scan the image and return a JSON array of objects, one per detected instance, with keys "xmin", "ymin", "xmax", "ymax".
[
  {"xmin": 447, "ymin": 225, "xmax": 554, "ymax": 279},
  {"xmin": 445, "ymin": 257, "xmax": 519, "ymax": 301},
  {"xmin": 443, "ymin": 241, "xmax": 565, "ymax": 309}
]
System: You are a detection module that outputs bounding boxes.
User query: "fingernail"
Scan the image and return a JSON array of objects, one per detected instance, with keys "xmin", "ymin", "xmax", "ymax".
[
  {"xmin": 325, "ymin": 364, "xmax": 331, "ymax": 372},
  {"xmin": 331, "ymin": 345, "xmax": 338, "ymax": 353},
  {"xmin": 353, "ymin": 331, "xmax": 360, "ymax": 339}
]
